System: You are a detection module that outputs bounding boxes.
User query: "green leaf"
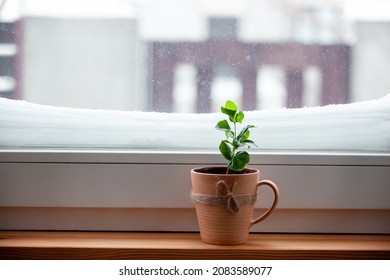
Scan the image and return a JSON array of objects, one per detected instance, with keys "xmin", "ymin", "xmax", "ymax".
[
  {"xmin": 237, "ymin": 125, "xmax": 255, "ymax": 141},
  {"xmin": 243, "ymin": 131, "xmax": 251, "ymax": 141},
  {"xmin": 221, "ymin": 100, "xmax": 238, "ymax": 121},
  {"xmin": 242, "ymin": 139, "xmax": 258, "ymax": 148},
  {"xmin": 220, "ymin": 107, "xmax": 236, "ymax": 120},
  {"xmin": 225, "ymin": 130, "xmax": 234, "ymax": 138},
  {"xmin": 219, "ymin": 140, "xmax": 232, "ymax": 161},
  {"xmin": 235, "ymin": 111, "xmax": 244, "ymax": 123},
  {"xmin": 216, "ymin": 120, "xmax": 230, "ymax": 131},
  {"xmin": 224, "ymin": 100, "xmax": 238, "ymax": 111},
  {"xmin": 228, "ymin": 151, "xmax": 250, "ymax": 172},
  {"xmin": 232, "ymin": 139, "xmax": 242, "ymax": 150},
  {"xmin": 240, "ymin": 130, "xmax": 250, "ymax": 142}
]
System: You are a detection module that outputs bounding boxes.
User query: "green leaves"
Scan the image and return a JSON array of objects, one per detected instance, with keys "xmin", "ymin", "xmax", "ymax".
[
  {"xmin": 219, "ymin": 141, "xmax": 251, "ymax": 172},
  {"xmin": 228, "ymin": 151, "xmax": 250, "ymax": 172},
  {"xmin": 219, "ymin": 140, "xmax": 232, "ymax": 161},
  {"xmin": 216, "ymin": 120, "xmax": 230, "ymax": 131},
  {"xmin": 216, "ymin": 100, "xmax": 257, "ymax": 173},
  {"xmin": 220, "ymin": 100, "xmax": 244, "ymax": 123},
  {"xmin": 235, "ymin": 111, "xmax": 244, "ymax": 124}
]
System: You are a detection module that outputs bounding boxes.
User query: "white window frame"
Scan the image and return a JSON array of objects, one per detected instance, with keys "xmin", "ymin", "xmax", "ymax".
[{"xmin": 1, "ymin": 149, "xmax": 389, "ymax": 234}]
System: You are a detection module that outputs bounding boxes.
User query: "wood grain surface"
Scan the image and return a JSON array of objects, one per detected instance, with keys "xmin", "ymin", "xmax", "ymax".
[{"xmin": 1, "ymin": 231, "xmax": 389, "ymax": 260}]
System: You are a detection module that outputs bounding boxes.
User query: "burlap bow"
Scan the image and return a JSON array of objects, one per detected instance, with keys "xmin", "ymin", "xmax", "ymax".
[
  {"xmin": 216, "ymin": 180, "xmax": 240, "ymax": 213},
  {"xmin": 191, "ymin": 179, "xmax": 256, "ymax": 214}
]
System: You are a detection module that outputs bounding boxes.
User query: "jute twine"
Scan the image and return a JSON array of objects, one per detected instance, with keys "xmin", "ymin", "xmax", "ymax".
[{"xmin": 191, "ymin": 179, "xmax": 257, "ymax": 213}]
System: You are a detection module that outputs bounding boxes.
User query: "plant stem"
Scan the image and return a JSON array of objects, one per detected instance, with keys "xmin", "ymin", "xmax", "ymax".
[
  {"xmin": 234, "ymin": 121, "xmax": 237, "ymax": 140},
  {"xmin": 226, "ymin": 121, "xmax": 237, "ymax": 175}
]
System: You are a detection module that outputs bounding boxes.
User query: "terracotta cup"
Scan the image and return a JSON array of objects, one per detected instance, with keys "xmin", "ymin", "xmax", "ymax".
[{"xmin": 191, "ymin": 167, "xmax": 279, "ymax": 245}]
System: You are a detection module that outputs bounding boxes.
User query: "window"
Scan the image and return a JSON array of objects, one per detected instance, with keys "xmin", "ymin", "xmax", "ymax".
[
  {"xmin": 1, "ymin": 0, "xmax": 390, "ymax": 111},
  {"xmin": 0, "ymin": 0, "xmax": 389, "ymax": 233}
]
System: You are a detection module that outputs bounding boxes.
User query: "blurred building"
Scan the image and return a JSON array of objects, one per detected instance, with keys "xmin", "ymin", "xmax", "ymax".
[{"xmin": 0, "ymin": 0, "xmax": 389, "ymax": 112}]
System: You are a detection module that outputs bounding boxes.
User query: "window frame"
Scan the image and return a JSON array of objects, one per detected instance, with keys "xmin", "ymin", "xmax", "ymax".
[
  {"xmin": 1, "ymin": 0, "xmax": 389, "ymax": 234},
  {"xmin": 1, "ymin": 149, "xmax": 389, "ymax": 233}
]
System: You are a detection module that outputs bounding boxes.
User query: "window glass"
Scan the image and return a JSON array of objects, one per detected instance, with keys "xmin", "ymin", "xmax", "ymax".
[
  {"xmin": 0, "ymin": 0, "xmax": 389, "ymax": 152},
  {"xmin": 1, "ymin": 0, "xmax": 389, "ymax": 111}
]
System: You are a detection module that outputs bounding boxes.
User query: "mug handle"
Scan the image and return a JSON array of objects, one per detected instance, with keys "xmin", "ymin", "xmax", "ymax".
[{"xmin": 250, "ymin": 180, "xmax": 280, "ymax": 226}]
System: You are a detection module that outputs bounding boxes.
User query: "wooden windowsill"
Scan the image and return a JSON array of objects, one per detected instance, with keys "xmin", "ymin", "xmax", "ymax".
[{"xmin": 1, "ymin": 231, "xmax": 389, "ymax": 260}]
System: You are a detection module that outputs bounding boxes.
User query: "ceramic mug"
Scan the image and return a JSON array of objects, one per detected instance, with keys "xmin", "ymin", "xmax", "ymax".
[{"xmin": 191, "ymin": 167, "xmax": 279, "ymax": 245}]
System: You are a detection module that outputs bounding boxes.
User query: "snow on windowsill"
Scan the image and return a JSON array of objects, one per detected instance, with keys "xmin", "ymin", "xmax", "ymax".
[{"xmin": 0, "ymin": 95, "xmax": 389, "ymax": 153}]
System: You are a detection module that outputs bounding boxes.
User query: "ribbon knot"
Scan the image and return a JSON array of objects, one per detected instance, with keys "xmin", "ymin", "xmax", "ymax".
[
  {"xmin": 191, "ymin": 180, "xmax": 256, "ymax": 213},
  {"xmin": 216, "ymin": 180, "xmax": 240, "ymax": 213}
]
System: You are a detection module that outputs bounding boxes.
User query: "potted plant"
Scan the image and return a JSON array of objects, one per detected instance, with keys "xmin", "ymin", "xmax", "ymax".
[{"xmin": 191, "ymin": 100, "xmax": 280, "ymax": 245}]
